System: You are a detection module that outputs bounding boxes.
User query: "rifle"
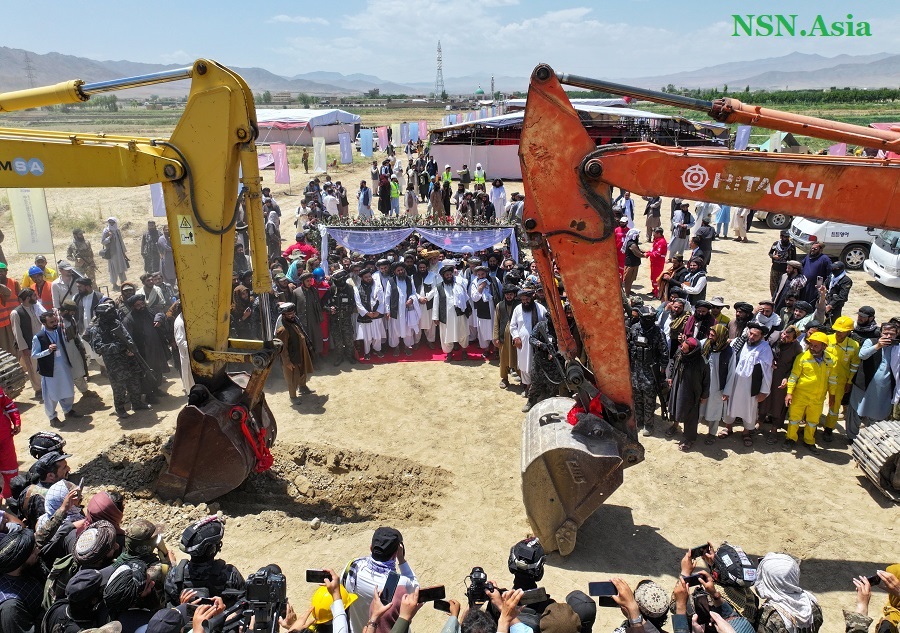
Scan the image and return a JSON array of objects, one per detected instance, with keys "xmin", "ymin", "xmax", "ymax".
[{"xmin": 109, "ymin": 322, "xmax": 158, "ymax": 385}]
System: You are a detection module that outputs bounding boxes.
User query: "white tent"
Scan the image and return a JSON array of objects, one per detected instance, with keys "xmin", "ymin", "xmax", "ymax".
[{"xmin": 256, "ymin": 108, "xmax": 361, "ymax": 146}]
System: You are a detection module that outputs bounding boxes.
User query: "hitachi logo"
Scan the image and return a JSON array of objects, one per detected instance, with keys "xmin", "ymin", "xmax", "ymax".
[{"xmin": 712, "ymin": 172, "xmax": 824, "ymax": 199}]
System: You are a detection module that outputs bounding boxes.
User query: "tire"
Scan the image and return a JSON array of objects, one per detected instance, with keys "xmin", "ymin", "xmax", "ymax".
[
  {"xmin": 840, "ymin": 243, "xmax": 870, "ymax": 270},
  {"xmin": 765, "ymin": 213, "xmax": 791, "ymax": 229}
]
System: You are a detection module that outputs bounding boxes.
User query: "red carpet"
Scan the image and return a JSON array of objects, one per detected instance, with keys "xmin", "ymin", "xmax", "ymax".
[{"xmin": 356, "ymin": 343, "xmax": 491, "ymax": 364}]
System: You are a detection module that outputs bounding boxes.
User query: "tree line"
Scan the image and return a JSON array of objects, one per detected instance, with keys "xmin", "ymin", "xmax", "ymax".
[{"xmin": 566, "ymin": 86, "xmax": 900, "ymax": 105}]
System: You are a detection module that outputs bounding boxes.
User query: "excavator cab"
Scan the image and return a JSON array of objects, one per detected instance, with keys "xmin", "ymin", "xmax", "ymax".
[{"xmin": 0, "ymin": 60, "xmax": 280, "ymax": 502}]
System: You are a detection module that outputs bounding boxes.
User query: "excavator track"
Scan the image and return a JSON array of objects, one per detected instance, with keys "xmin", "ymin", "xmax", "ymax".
[{"xmin": 852, "ymin": 420, "xmax": 900, "ymax": 502}]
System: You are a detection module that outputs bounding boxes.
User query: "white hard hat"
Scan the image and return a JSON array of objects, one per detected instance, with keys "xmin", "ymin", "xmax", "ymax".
[
  {"xmin": 445, "ymin": 165, "xmax": 451, "ymax": 169},
  {"xmin": 476, "ymin": 163, "xmax": 482, "ymax": 168}
]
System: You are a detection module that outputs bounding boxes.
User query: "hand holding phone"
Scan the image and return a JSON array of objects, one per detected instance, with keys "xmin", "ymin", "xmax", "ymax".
[
  {"xmin": 867, "ymin": 574, "xmax": 882, "ymax": 586},
  {"xmin": 518, "ymin": 587, "xmax": 548, "ymax": 607},
  {"xmin": 417, "ymin": 586, "xmax": 446, "ymax": 603},
  {"xmin": 434, "ymin": 599, "xmax": 452, "ymax": 614},
  {"xmin": 306, "ymin": 570, "xmax": 332, "ymax": 584},
  {"xmin": 690, "ymin": 543, "xmax": 711, "ymax": 559},
  {"xmin": 683, "ymin": 573, "xmax": 704, "ymax": 587},
  {"xmin": 379, "ymin": 572, "xmax": 401, "ymax": 605},
  {"xmin": 588, "ymin": 581, "xmax": 619, "ymax": 608}
]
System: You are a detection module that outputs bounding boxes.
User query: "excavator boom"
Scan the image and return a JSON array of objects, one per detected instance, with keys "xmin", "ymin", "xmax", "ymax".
[
  {"xmin": 0, "ymin": 61, "xmax": 280, "ymax": 502},
  {"xmin": 518, "ymin": 64, "xmax": 900, "ymax": 553}
]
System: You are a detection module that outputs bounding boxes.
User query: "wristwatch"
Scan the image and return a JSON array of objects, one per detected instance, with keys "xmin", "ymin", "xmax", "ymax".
[{"xmin": 628, "ymin": 615, "xmax": 644, "ymax": 626}]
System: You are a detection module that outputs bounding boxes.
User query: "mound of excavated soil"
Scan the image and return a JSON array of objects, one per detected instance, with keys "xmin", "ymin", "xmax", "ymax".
[{"xmin": 75, "ymin": 432, "xmax": 450, "ymax": 544}]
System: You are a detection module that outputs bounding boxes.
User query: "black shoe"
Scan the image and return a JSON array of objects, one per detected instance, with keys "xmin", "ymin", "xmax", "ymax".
[
  {"xmin": 145, "ymin": 395, "xmax": 159, "ymax": 405},
  {"xmin": 49, "ymin": 416, "xmax": 62, "ymax": 426},
  {"xmin": 805, "ymin": 442, "xmax": 822, "ymax": 455},
  {"xmin": 392, "ymin": 348, "xmax": 400, "ymax": 357},
  {"xmin": 374, "ymin": 350, "xmax": 384, "ymax": 358},
  {"xmin": 444, "ymin": 353, "xmax": 453, "ymax": 362},
  {"xmin": 363, "ymin": 354, "xmax": 371, "ymax": 361},
  {"xmin": 823, "ymin": 428, "xmax": 834, "ymax": 443},
  {"xmin": 782, "ymin": 439, "xmax": 796, "ymax": 452},
  {"xmin": 404, "ymin": 347, "xmax": 412, "ymax": 357},
  {"xmin": 300, "ymin": 385, "xmax": 312, "ymax": 395},
  {"xmin": 132, "ymin": 403, "xmax": 152, "ymax": 410},
  {"xmin": 65, "ymin": 408, "xmax": 83, "ymax": 418},
  {"xmin": 115, "ymin": 409, "xmax": 130, "ymax": 419}
]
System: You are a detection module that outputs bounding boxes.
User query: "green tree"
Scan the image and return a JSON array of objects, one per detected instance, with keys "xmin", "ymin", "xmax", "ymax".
[{"xmin": 262, "ymin": 90, "xmax": 272, "ymax": 104}]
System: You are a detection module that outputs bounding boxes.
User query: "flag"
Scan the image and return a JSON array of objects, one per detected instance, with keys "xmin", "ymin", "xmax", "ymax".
[
  {"xmin": 828, "ymin": 143, "xmax": 847, "ymax": 156},
  {"xmin": 376, "ymin": 126, "xmax": 388, "ymax": 151},
  {"xmin": 313, "ymin": 137, "xmax": 327, "ymax": 173},
  {"xmin": 409, "ymin": 122, "xmax": 419, "ymax": 142},
  {"xmin": 734, "ymin": 125, "xmax": 752, "ymax": 151},
  {"xmin": 418, "ymin": 120, "xmax": 428, "ymax": 138},
  {"xmin": 400, "ymin": 122, "xmax": 409, "ymax": 144},
  {"xmin": 150, "ymin": 183, "xmax": 166, "ymax": 217},
  {"xmin": 8, "ymin": 188, "xmax": 53, "ymax": 254},
  {"xmin": 360, "ymin": 128, "xmax": 374, "ymax": 157},
  {"xmin": 271, "ymin": 143, "xmax": 290, "ymax": 184},
  {"xmin": 391, "ymin": 123, "xmax": 402, "ymax": 147},
  {"xmin": 338, "ymin": 133, "xmax": 352, "ymax": 164}
]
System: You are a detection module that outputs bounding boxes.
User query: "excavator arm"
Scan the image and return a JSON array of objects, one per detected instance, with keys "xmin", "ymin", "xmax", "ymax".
[
  {"xmin": 0, "ymin": 60, "xmax": 280, "ymax": 501},
  {"xmin": 518, "ymin": 64, "xmax": 900, "ymax": 554}
]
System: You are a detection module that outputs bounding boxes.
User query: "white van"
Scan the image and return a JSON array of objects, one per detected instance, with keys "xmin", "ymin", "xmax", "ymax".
[
  {"xmin": 789, "ymin": 217, "xmax": 877, "ymax": 270},
  {"xmin": 864, "ymin": 229, "xmax": 900, "ymax": 288}
]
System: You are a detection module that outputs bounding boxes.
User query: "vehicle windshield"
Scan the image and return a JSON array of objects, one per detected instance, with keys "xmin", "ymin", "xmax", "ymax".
[{"xmin": 875, "ymin": 229, "xmax": 900, "ymax": 252}]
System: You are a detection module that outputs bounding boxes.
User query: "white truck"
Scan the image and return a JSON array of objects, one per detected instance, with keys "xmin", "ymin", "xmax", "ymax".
[{"xmin": 864, "ymin": 229, "xmax": 900, "ymax": 288}]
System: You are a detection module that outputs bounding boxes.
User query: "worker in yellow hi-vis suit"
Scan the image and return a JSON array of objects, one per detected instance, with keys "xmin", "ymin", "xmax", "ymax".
[
  {"xmin": 784, "ymin": 331, "xmax": 837, "ymax": 455},
  {"xmin": 824, "ymin": 316, "xmax": 860, "ymax": 442}
]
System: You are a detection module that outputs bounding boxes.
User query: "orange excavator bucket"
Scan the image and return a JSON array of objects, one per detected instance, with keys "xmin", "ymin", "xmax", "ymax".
[{"xmin": 156, "ymin": 373, "xmax": 276, "ymax": 504}]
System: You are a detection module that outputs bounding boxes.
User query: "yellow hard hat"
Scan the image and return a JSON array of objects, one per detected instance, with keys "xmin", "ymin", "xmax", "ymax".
[
  {"xmin": 807, "ymin": 332, "xmax": 829, "ymax": 344},
  {"xmin": 832, "ymin": 316, "xmax": 854, "ymax": 332},
  {"xmin": 311, "ymin": 585, "xmax": 358, "ymax": 624}
]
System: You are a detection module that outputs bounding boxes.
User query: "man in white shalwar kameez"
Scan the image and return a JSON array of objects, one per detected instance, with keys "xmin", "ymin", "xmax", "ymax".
[
  {"xmin": 722, "ymin": 322, "xmax": 774, "ymax": 439},
  {"xmin": 469, "ymin": 266, "xmax": 498, "ymax": 359},
  {"xmin": 412, "ymin": 261, "xmax": 438, "ymax": 347},
  {"xmin": 508, "ymin": 289, "xmax": 548, "ymax": 389},
  {"xmin": 31, "ymin": 312, "xmax": 80, "ymax": 423},
  {"xmin": 174, "ymin": 312, "xmax": 194, "ymax": 395},
  {"xmin": 354, "ymin": 270, "xmax": 386, "ymax": 360},
  {"xmin": 384, "ymin": 262, "xmax": 420, "ymax": 356},
  {"xmin": 433, "ymin": 264, "xmax": 470, "ymax": 361}
]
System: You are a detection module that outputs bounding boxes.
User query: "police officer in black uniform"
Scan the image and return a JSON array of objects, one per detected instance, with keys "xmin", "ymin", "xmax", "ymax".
[{"xmin": 628, "ymin": 305, "xmax": 669, "ymax": 436}]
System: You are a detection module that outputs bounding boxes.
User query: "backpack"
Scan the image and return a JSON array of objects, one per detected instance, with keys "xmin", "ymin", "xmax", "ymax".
[
  {"xmin": 43, "ymin": 554, "xmax": 78, "ymax": 611},
  {"xmin": 713, "ymin": 542, "xmax": 757, "ymax": 587}
]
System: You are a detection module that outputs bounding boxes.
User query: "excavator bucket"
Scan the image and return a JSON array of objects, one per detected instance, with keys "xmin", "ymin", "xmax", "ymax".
[
  {"xmin": 523, "ymin": 398, "xmax": 642, "ymax": 556},
  {"xmin": 156, "ymin": 375, "xmax": 276, "ymax": 504}
]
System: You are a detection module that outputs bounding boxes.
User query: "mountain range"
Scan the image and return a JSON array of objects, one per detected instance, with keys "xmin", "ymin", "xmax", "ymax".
[{"xmin": 1, "ymin": 47, "xmax": 898, "ymax": 100}]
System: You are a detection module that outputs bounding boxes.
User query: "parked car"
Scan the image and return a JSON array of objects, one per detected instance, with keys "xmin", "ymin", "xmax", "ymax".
[
  {"xmin": 789, "ymin": 217, "xmax": 877, "ymax": 270},
  {"xmin": 864, "ymin": 229, "xmax": 900, "ymax": 288},
  {"xmin": 755, "ymin": 210, "xmax": 793, "ymax": 230}
]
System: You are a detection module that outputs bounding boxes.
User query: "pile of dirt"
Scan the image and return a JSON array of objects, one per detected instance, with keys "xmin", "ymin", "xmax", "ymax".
[{"xmin": 75, "ymin": 432, "xmax": 450, "ymax": 543}]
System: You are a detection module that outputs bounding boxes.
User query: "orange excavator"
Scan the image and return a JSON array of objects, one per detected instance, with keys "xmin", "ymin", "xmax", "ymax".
[{"xmin": 518, "ymin": 64, "xmax": 900, "ymax": 554}]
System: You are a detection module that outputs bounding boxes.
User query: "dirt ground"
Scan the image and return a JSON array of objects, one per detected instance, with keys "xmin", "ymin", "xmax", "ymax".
[{"xmin": 3, "ymin": 130, "xmax": 900, "ymax": 632}]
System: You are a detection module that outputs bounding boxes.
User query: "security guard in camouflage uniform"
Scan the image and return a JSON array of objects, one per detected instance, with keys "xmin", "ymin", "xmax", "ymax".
[
  {"xmin": 524, "ymin": 318, "xmax": 565, "ymax": 412},
  {"xmin": 87, "ymin": 303, "xmax": 147, "ymax": 419},
  {"xmin": 628, "ymin": 305, "xmax": 669, "ymax": 436},
  {"xmin": 322, "ymin": 270, "xmax": 357, "ymax": 366}
]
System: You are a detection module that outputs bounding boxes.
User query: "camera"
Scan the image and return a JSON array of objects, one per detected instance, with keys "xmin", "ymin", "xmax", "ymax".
[
  {"xmin": 246, "ymin": 565, "xmax": 287, "ymax": 631},
  {"xmin": 465, "ymin": 566, "xmax": 499, "ymax": 607}
]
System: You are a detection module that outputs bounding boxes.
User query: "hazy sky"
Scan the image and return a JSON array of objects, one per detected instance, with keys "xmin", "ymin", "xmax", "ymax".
[{"xmin": 7, "ymin": 0, "xmax": 898, "ymax": 80}]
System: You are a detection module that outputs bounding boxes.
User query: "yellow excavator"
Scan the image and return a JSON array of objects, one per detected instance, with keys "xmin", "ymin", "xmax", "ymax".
[{"xmin": 0, "ymin": 60, "xmax": 279, "ymax": 502}]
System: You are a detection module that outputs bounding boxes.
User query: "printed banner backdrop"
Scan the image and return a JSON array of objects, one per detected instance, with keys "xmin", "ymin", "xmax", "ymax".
[
  {"xmin": 391, "ymin": 123, "xmax": 402, "ymax": 148},
  {"xmin": 733, "ymin": 125, "xmax": 752, "ymax": 151},
  {"xmin": 360, "ymin": 128, "xmax": 374, "ymax": 157},
  {"xmin": 271, "ymin": 143, "xmax": 291, "ymax": 184},
  {"xmin": 312, "ymin": 137, "xmax": 327, "ymax": 173},
  {"xmin": 338, "ymin": 133, "xmax": 353, "ymax": 164},
  {"xmin": 418, "ymin": 120, "xmax": 428, "ymax": 139},
  {"xmin": 400, "ymin": 123, "xmax": 410, "ymax": 144},
  {"xmin": 320, "ymin": 226, "xmax": 518, "ymax": 273},
  {"xmin": 409, "ymin": 122, "xmax": 419, "ymax": 143},
  {"xmin": 8, "ymin": 188, "xmax": 54, "ymax": 254},
  {"xmin": 150, "ymin": 183, "xmax": 167, "ymax": 217},
  {"xmin": 828, "ymin": 143, "xmax": 847, "ymax": 156},
  {"xmin": 376, "ymin": 126, "xmax": 389, "ymax": 151}
]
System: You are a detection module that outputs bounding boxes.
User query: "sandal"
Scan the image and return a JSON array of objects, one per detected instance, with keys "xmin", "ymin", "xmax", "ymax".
[
  {"xmin": 766, "ymin": 433, "xmax": 778, "ymax": 445},
  {"xmin": 679, "ymin": 441, "xmax": 694, "ymax": 452},
  {"xmin": 704, "ymin": 434, "xmax": 716, "ymax": 445},
  {"xmin": 717, "ymin": 426, "xmax": 733, "ymax": 439},
  {"xmin": 742, "ymin": 432, "xmax": 754, "ymax": 447},
  {"xmin": 665, "ymin": 424, "xmax": 680, "ymax": 437}
]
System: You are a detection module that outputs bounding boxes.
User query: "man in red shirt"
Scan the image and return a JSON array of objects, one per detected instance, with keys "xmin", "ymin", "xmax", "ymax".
[
  {"xmin": 283, "ymin": 232, "xmax": 319, "ymax": 261},
  {"xmin": 0, "ymin": 386, "xmax": 21, "ymax": 498}
]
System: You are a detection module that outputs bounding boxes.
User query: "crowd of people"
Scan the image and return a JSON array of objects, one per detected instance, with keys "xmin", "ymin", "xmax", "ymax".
[{"xmin": 0, "ymin": 455, "xmax": 895, "ymax": 633}]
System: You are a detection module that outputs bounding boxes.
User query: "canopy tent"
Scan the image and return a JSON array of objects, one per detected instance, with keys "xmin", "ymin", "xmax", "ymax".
[
  {"xmin": 257, "ymin": 108, "xmax": 361, "ymax": 146},
  {"xmin": 320, "ymin": 225, "xmax": 519, "ymax": 274},
  {"xmin": 431, "ymin": 103, "xmax": 730, "ymax": 180},
  {"xmin": 504, "ymin": 97, "xmax": 630, "ymax": 110}
]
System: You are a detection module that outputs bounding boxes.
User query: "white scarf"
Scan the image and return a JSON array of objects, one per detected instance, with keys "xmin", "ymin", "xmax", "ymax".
[
  {"xmin": 755, "ymin": 554, "xmax": 817, "ymax": 633},
  {"xmin": 735, "ymin": 339, "xmax": 773, "ymax": 378},
  {"xmin": 827, "ymin": 271, "xmax": 845, "ymax": 290}
]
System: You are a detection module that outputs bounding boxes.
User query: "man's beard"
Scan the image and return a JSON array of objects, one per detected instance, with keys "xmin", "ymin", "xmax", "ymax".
[{"xmin": 522, "ymin": 302, "xmax": 534, "ymax": 312}]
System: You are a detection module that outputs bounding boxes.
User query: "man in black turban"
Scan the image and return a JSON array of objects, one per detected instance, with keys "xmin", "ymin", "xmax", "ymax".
[{"xmin": 0, "ymin": 528, "xmax": 42, "ymax": 632}]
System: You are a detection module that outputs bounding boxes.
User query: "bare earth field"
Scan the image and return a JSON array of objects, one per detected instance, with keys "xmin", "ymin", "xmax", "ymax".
[{"xmin": 1, "ymin": 109, "xmax": 899, "ymax": 632}]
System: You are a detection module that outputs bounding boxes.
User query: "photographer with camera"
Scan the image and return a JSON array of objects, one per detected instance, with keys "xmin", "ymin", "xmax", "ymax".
[
  {"xmin": 164, "ymin": 516, "xmax": 246, "ymax": 608},
  {"xmin": 343, "ymin": 527, "xmax": 418, "ymax": 633},
  {"xmin": 674, "ymin": 550, "xmax": 754, "ymax": 633}
]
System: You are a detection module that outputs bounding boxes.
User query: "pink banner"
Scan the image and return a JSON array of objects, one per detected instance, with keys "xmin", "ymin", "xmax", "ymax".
[
  {"xmin": 418, "ymin": 120, "xmax": 428, "ymax": 139},
  {"xmin": 827, "ymin": 143, "xmax": 846, "ymax": 156},
  {"xmin": 376, "ymin": 126, "xmax": 389, "ymax": 151},
  {"xmin": 271, "ymin": 143, "xmax": 290, "ymax": 184}
]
